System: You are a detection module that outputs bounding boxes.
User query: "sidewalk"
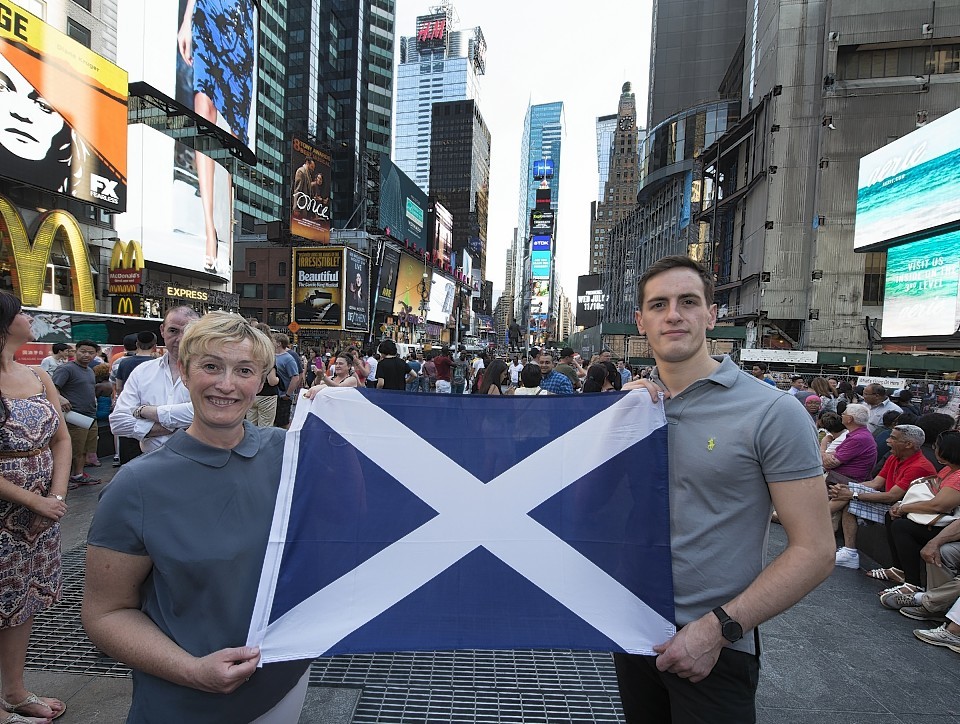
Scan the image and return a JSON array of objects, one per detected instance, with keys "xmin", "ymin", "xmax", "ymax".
[{"xmin": 26, "ymin": 456, "xmax": 960, "ymax": 723}]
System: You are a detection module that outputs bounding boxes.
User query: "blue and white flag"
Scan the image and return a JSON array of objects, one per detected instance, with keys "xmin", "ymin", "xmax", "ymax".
[{"xmin": 247, "ymin": 387, "xmax": 675, "ymax": 663}]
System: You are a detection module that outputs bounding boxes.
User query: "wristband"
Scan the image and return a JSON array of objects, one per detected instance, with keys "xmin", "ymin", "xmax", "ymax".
[{"xmin": 133, "ymin": 404, "xmax": 145, "ymax": 419}]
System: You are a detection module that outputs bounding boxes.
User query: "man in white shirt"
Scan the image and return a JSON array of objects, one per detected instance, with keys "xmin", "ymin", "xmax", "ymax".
[
  {"xmin": 508, "ymin": 356, "xmax": 524, "ymax": 386},
  {"xmin": 863, "ymin": 383, "xmax": 902, "ymax": 434},
  {"xmin": 40, "ymin": 343, "xmax": 72, "ymax": 374},
  {"xmin": 109, "ymin": 306, "xmax": 199, "ymax": 462}
]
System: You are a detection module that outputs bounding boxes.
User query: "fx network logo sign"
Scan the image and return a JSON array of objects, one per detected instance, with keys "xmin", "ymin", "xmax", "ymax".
[{"xmin": 90, "ymin": 174, "xmax": 119, "ymax": 204}]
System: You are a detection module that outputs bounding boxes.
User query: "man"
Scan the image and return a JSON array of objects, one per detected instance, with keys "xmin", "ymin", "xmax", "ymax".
[
  {"xmin": 821, "ymin": 403, "xmax": 877, "ymax": 482},
  {"xmin": 830, "ymin": 424, "xmax": 934, "ymax": 570},
  {"xmin": 508, "ymin": 356, "xmax": 524, "ymax": 386},
  {"xmin": 616, "ymin": 359, "xmax": 632, "ymax": 387},
  {"xmin": 110, "ymin": 306, "xmax": 199, "ymax": 462},
  {"xmin": 406, "ymin": 352, "xmax": 422, "ymax": 393},
  {"xmin": 293, "ymin": 156, "xmax": 314, "ymax": 199},
  {"xmin": 273, "ymin": 333, "xmax": 302, "ymax": 428},
  {"xmin": 749, "ymin": 362, "xmax": 777, "ymax": 386},
  {"xmin": 555, "ymin": 347, "xmax": 582, "ymax": 391},
  {"xmin": 863, "ymin": 383, "xmax": 902, "ymax": 434},
  {"xmin": 114, "ymin": 332, "xmax": 158, "ymax": 395},
  {"xmin": 537, "ymin": 351, "xmax": 574, "ymax": 395},
  {"xmin": 508, "ymin": 320, "xmax": 522, "ymax": 352},
  {"xmin": 598, "ymin": 349, "xmax": 612, "ymax": 363},
  {"xmin": 374, "ymin": 339, "xmax": 408, "ymax": 391},
  {"xmin": 890, "ymin": 389, "xmax": 921, "ymax": 417},
  {"xmin": 53, "ymin": 340, "xmax": 102, "ymax": 486},
  {"xmin": 616, "ymin": 255, "xmax": 833, "ymax": 722},
  {"xmin": 788, "ymin": 375, "xmax": 807, "ymax": 396},
  {"xmin": 40, "ymin": 342, "xmax": 72, "ymax": 375},
  {"xmin": 451, "ymin": 346, "xmax": 468, "ymax": 395},
  {"xmin": 433, "ymin": 346, "xmax": 453, "ymax": 394}
]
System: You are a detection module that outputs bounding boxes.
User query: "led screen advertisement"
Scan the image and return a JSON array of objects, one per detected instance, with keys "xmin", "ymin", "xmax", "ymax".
[
  {"xmin": 854, "ymin": 107, "xmax": 960, "ymax": 251},
  {"xmin": 115, "ymin": 124, "xmax": 233, "ymax": 279},
  {"xmin": 533, "ymin": 159, "xmax": 554, "ymax": 179},
  {"xmin": 531, "ymin": 210, "xmax": 555, "ymax": 235},
  {"xmin": 416, "ymin": 12, "xmax": 447, "ymax": 52},
  {"xmin": 343, "ymin": 248, "xmax": 370, "ymax": 333},
  {"xmin": 0, "ymin": 2, "xmax": 127, "ymax": 209},
  {"xmin": 393, "ymin": 253, "xmax": 428, "ymax": 321},
  {"xmin": 293, "ymin": 247, "xmax": 342, "ymax": 329},
  {"xmin": 576, "ymin": 273, "xmax": 604, "ymax": 328},
  {"xmin": 379, "ymin": 155, "xmax": 427, "ymax": 251},
  {"xmin": 531, "ymin": 251, "xmax": 551, "ymax": 279},
  {"xmin": 431, "ymin": 200, "xmax": 453, "ymax": 268},
  {"xmin": 375, "ymin": 246, "xmax": 400, "ymax": 313},
  {"xmin": 530, "ymin": 279, "xmax": 550, "ymax": 335},
  {"xmin": 118, "ymin": 0, "xmax": 259, "ymax": 163},
  {"xmin": 291, "ymin": 137, "xmax": 331, "ymax": 243},
  {"xmin": 881, "ymin": 229, "xmax": 960, "ymax": 338},
  {"xmin": 426, "ymin": 271, "xmax": 455, "ymax": 325}
]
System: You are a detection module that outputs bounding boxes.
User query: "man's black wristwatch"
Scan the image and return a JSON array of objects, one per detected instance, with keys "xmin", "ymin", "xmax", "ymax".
[{"xmin": 712, "ymin": 606, "xmax": 743, "ymax": 643}]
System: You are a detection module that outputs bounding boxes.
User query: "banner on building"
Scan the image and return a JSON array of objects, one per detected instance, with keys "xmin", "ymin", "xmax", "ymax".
[
  {"xmin": 293, "ymin": 247, "xmax": 343, "ymax": 329},
  {"xmin": 247, "ymin": 388, "xmax": 675, "ymax": 661},
  {"xmin": 343, "ymin": 248, "xmax": 370, "ymax": 333},
  {"xmin": 376, "ymin": 246, "xmax": 401, "ymax": 314},
  {"xmin": 0, "ymin": 1, "xmax": 128, "ymax": 208},
  {"xmin": 291, "ymin": 137, "xmax": 331, "ymax": 243},
  {"xmin": 379, "ymin": 155, "xmax": 427, "ymax": 251}
]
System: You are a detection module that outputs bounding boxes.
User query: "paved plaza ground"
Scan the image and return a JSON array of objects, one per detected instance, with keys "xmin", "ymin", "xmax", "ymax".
[{"xmin": 24, "ymin": 459, "xmax": 960, "ymax": 722}]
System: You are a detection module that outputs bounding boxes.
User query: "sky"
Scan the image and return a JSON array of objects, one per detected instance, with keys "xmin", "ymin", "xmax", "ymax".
[{"xmin": 392, "ymin": 0, "xmax": 654, "ymax": 303}]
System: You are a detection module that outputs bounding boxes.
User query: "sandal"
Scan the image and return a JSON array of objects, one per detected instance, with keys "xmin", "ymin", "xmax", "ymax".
[
  {"xmin": 865, "ymin": 567, "xmax": 904, "ymax": 583},
  {"xmin": 1, "ymin": 714, "xmax": 48, "ymax": 724},
  {"xmin": 0, "ymin": 693, "xmax": 66, "ymax": 721}
]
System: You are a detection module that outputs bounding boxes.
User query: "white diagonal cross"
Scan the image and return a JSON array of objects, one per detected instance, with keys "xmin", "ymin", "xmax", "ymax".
[{"xmin": 250, "ymin": 388, "xmax": 674, "ymax": 662}]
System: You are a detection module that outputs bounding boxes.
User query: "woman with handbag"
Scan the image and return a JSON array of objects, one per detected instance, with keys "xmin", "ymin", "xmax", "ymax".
[{"xmin": 886, "ymin": 429, "xmax": 960, "ymax": 592}]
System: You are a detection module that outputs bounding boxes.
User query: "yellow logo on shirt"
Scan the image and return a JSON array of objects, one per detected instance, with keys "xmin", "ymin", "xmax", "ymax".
[{"xmin": 707, "ymin": 438, "xmax": 716, "ymax": 451}]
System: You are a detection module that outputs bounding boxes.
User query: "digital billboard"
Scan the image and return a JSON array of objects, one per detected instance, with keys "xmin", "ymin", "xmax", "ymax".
[
  {"xmin": 533, "ymin": 159, "xmax": 554, "ymax": 179},
  {"xmin": 426, "ymin": 271, "xmax": 455, "ymax": 324},
  {"xmin": 118, "ymin": 0, "xmax": 259, "ymax": 162},
  {"xmin": 0, "ymin": 2, "xmax": 127, "ymax": 209},
  {"xmin": 293, "ymin": 247, "xmax": 342, "ymax": 329},
  {"xmin": 393, "ymin": 253, "xmax": 428, "ymax": 320},
  {"xmin": 343, "ymin": 248, "xmax": 370, "ymax": 333},
  {"xmin": 531, "ymin": 251, "xmax": 551, "ymax": 279},
  {"xmin": 531, "ymin": 210, "xmax": 555, "ymax": 235},
  {"xmin": 431, "ymin": 200, "xmax": 453, "ymax": 268},
  {"xmin": 855, "ymin": 107, "xmax": 960, "ymax": 251},
  {"xmin": 532, "ymin": 236, "xmax": 551, "ymax": 251},
  {"xmin": 291, "ymin": 137, "xmax": 331, "ymax": 243},
  {"xmin": 416, "ymin": 13, "xmax": 447, "ymax": 52},
  {"xmin": 881, "ymin": 229, "xmax": 960, "ymax": 338},
  {"xmin": 531, "ymin": 279, "xmax": 550, "ymax": 336},
  {"xmin": 115, "ymin": 124, "xmax": 233, "ymax": 279},
  {"xmin": 379, "ymin": 155, "xmax": 427, "ymax": 251},
  {"xmin": 576, "ymin": 273, "xmax": 604, "ymax": 328},
  {"xmin": 375, "ymin": 246, "xmax": 400, "ymax": 313}
]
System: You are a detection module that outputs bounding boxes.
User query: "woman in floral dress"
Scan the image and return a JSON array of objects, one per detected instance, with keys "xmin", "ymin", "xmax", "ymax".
[{"xmin": 0, "ymin": 292, "xmax": 71, "ymax": 723}]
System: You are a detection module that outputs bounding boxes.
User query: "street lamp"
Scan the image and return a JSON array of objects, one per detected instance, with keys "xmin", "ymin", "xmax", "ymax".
[{"xmin": 417, "ymin": 272, "xmax": 429, "ymax": 344}]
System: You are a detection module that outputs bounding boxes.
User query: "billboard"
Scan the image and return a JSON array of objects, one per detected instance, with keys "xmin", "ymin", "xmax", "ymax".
[
  {"xmin": 118, "ymin": 0, "xmax": 259, "ymax": 162},
  {"xmin": 532, "ymin": 236, "xmax": 551, "ymax": 251},
  {"xmin": 375, "ymin": 246, "xmax": 400, "ymax": 313},
  {"xmin": 531, "ymin": 210, "xmax": 555, "ymax": 235},
  {"xmin": 531, "ymin": 251, "xmax": 551, "ymax": 279},
  {"xmin": 379, "ymin": 155, "xmax": 427, "ymax": 251},
  {"xmin": 533, "ymin": 159, "xmax": 554, "ymax": 179},
  {"xmin": 855, "ymin": 107, "xmax": 960, "ymax": 251},
  {"xmin": 426, "ymin": 271, "xmax": 455, "ymax": 325},
  {"xmin": 431, "ymin": 200, "xmax": 453, "ymax": 268},
  {"xmin": 416, "ymin": 13, "xmax": 447, "ymax": 52},
  {"xmin": 115, "ymin": 124, "xmax": 233, "ymax": 280},
  {"xmin": 291, "ymin": 137, "xmax": 331, "ymax": 243},
  {"xmin": 881, "ymin": 228, "xmax": 960, "ymax": 338},
  {"xmin": 393, "ymin": 253, "xmax": 427, "ymax": 320},
  {"xmin": 576, "ymin": 273, "xmax": 604, "ymax": 328},
  {"xmin": 293, "ymin": 247, "xmax": 343, "ymax": 329},
  {"xmin": 0, "ymin": 2, "xmax": 127, "ymax": 209},
  {"xmin": 343, "ymin": 248, "xmax": 370, "ymax": 333}
]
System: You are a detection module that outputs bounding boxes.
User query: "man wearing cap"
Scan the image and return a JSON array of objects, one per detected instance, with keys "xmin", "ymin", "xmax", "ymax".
[{"xmin": 555, "ymin": 348, "xmax": 582, "ymax": 391}]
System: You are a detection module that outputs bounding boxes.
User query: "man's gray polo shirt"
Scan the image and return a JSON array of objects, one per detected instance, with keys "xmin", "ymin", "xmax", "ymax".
[{"xmin": 650, "ymin": 356, "xmax": 822, "ymax": 654}]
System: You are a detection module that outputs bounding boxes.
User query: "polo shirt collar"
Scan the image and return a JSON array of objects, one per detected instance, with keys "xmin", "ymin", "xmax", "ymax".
[
  {"xmin": 165, "ymin": 421, "xmax": 263, "ymax": 468},
  {"xmin": 651, "ymin": 355, "xmax": 737, "ymax": 391}
]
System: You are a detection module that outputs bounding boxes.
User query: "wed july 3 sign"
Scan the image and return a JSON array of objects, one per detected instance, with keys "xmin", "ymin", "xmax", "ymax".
[{"xmin": 247, "ymin": 388, "xmax": 675, "ymax": 661}]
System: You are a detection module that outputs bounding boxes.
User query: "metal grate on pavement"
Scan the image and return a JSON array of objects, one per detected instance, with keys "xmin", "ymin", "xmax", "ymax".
[{"xmin": 30, "ymin": 547, "xmax": 625, "ymax": 722}]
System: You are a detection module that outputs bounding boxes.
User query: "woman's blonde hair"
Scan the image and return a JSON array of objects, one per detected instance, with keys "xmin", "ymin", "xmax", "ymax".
[{"xmin": 178, "ymin": 311, "xmax": 274, "ymax": 377}]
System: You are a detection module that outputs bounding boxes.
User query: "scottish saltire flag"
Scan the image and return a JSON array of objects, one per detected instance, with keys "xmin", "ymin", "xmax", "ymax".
[{"xmin": 247, "ymin": 387, "xmax": 675, "ymax": 664}]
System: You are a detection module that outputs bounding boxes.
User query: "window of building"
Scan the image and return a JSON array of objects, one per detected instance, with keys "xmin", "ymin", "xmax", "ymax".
[
  {"xmin": 71, "ymin": 0, "xmax": 91, "ymax": 10},
  {"xmin": 66, "ymin": 18, "xmax": 91, "ymax": 47},
  {"xmin": 236, "ymin": 284, "xmax": 263, "ymax": 299},
  {"xmin": 862, "ymin": 252, "xmax": 886, "ymax": 306},
  {"xmin": 248, "ymin": 261, "xmax": 257, "ymax": 277},
  {"xmin": 278, "ymin": 261, "xmax": 287, "ymax": 278},
  {"xmin": 267, "ymin": 284, "xmax": 286, "ymax": 300}
]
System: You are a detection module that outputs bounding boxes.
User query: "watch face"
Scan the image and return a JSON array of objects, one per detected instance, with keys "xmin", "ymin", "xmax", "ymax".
[{"xmin": 723, "ymin": 620, "xmax": 744, "ymax": 642}]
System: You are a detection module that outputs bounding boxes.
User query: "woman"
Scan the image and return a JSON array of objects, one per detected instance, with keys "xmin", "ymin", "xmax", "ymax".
[
  {"xmin": 319, "ymin": 353, "xmax": 359, "ymax": 388},
  {"xmin": 885, "ymin": 429, "xmax": 960, "ymax": 592},
  {"xmin": 810, "ymin": 377, "xmax": 837, "ymax": 413},
  {"xmin": 0, "ymin": 291, "xmax": 70, "ymax": 723},
  {"xmin": 803, "ymin": 395, "xmax": 822, "ymax": 422},
  {"xmin": 817, "ymin": 411, "xmax": 847, "ymax": 452},
  {"xmin": 178, "ymin": 0, "xmax": 255, "ymax": 273},
  {"xmin": 513, "ymin": 363, "xmax": 546, "ymax": 396},
  {"xmin": 477, "ymin": 359, "xmax": 513, "ymax": 395},
  {"xmin": 836, "ymin": 381, "xmax": 861, "ymax": 415},
  {"xmin": 83, "ymin": 313, "xmax": 312, "ymax": 722}
]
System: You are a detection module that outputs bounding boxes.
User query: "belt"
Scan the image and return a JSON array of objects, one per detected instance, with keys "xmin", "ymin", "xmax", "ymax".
[{"xmin": 0, "ymin": 446, "xmax": 50, "ymax": 459}]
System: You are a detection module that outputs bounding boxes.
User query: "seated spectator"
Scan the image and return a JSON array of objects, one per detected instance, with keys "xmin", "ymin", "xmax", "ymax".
[
  {"xmin": 818, "ymin": 412, "xmax": 847, "ymax": 451},
  {"xmin": 835, "ymin": 380, "xmax": 861, "ymax": 415},
  {"xmin": 912, "ymin": 596, "xmax": 960, "ymax": 652},
  {"xmin": 917, "ymin": 413, "xmax": 954, "ymax": 470},
  {"xmin": 891, "ymin": 389, "xmax": 921, "ymax": 417},
  {"xmin": 803, "ymin": 395, "xmax": 822, "ymax": 422},
  {"xmin": 881, "ymin": 516, "xmax": 960, "ymax": 621},
  {"xmin": 864, "ymin": 383, "xmax": 902, "ymax": 434},
  {"xmin": 829, "ymin": 424, "xmax": 935, "ymax": 574},
  {"xmin": 810, "ymin": 377, "xmax": 838, "ymax": 413},
  {"xmin": 884, "ymin": 429, "xmax": 960, "ymax": 590},
  {"xmin": 513, "ymin": 363, "xmax": 545, "ymax": 395},
  {"xmin": 822, "ymin": 404, "xmax": 876, "ymax": 481}
]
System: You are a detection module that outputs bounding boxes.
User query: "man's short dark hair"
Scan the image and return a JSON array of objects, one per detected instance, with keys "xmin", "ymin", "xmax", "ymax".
[
  {"xmin": 559, "ymin": 347, "xmax": 575, "ymax": 359},
  {"xmin": 865, "ymin": 383, "xmax": 888, "ymax": 399},
  {"xmin": 637, "ymin": 255, "xmax": 714, "ymax": 307},
  {"xmin": 791, "ymin": 375, "xmax": 804, "ymax": 382},
  {"xmin": 520, "ymin": 363, "xmax": 542, "ymax": 388},
  {"xmin": 75, "ymin": 340, "xmax": 100, "ymax": 352},
  {"xmin": 537, "ymin": 349, "xmax": 555, "ymax": 361},
  {"xmin": 136, "ymin": 331, "xmax": 157, "ymax": 350},
  {"xmin": 122, "ymin": 333, "xmax": 138, "ymax": 352},
  {"xmin": 52, "ymin": 343, "xmax": 70, "ymax": 354},
  {"xmin": 752, "ymin": 362, "xmax": 768, "ymax": 373},
  {"xmin": 378, "ymin": 339, "xmax": 397, "ymax": 356}
]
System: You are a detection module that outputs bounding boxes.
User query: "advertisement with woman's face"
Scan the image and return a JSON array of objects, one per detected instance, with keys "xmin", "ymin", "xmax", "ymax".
[
  {"xmin": 343, "ymin": 249, "xmax": 370, "ymax": 333},
  {"xmin": 118, "ymin": 0, "xmax": 259, "ymax": 162},
  {"xmin": 0, "ymin": 5, "xmax": 127, "ymax": 208}
]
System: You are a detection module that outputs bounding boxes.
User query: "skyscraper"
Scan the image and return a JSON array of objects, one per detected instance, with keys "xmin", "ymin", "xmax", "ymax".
[
  {"xmin": 595, "ymin": 114, "xmax": 618, "ymax": 201},
  {"xmin": 394, "ymin": 2, "xmax": 486, "ymax": 194},
  {"xmin": 515, "ymin": 102, "xmax": 564, "ymax": 241},
  {"xmin": 429, "ymin": 99, "xmax": 491, "ymax": 280}
]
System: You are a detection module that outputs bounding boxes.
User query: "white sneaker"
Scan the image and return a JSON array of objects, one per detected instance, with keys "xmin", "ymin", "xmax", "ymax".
[{"xmin": 834, "ymin": 547, "xmax": 860, "ymax": 569}]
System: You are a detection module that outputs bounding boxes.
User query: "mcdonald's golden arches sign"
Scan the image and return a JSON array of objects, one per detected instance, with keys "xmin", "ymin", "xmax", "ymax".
[{"xmin": 108, "ymin": 240, "xmax": 144, "ymax": 293}]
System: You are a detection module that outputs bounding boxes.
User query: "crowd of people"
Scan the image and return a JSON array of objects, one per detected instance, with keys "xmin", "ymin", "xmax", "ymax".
[{"xmin": 3, "ymin": 252, "xmax": 960, "ymax": 722}]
